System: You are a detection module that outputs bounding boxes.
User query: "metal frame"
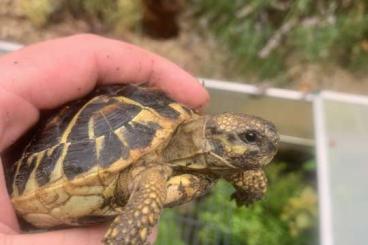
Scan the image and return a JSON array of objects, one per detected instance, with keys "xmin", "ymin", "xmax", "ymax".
[
  {"xmin": 0, "ymin": 40, "xmax": 22, "ymax": 53},
  {"xmin": 203, "ymin": 78, "xmax": 315, "ymax": 102},
  {"xmin": 313, "ymin": 95, "xmax": 333, "ymax": 245}
]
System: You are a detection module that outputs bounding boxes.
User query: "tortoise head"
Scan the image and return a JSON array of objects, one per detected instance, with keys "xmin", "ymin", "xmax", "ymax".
[{"xmin": 205, "ymin": 113, "xmax": 279, "ymax": 170}]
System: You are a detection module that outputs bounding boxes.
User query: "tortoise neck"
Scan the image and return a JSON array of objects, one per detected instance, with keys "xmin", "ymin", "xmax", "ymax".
[{"xmin": 162, "ymin": 116, "xmax": 211, "ymax": 168}]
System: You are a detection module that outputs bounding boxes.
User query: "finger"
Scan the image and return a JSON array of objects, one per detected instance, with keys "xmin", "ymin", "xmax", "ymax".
[
  {"xmin": 0, "ymin": 34, "xmax": 208, "ymax": 109},
  {"xmin": 0, "ymin": 225, "xmax": 157, "ymax": 245},
  {"xmin": 0, "ymin": 157, "xmax": 19, "ymax": 233},
  {"xmin": 0, "ymin": 88, "xmax": 38, "ymax": 151},
  {"xmin": 148, "ymin": 225, "xmax": 157, "ymax": 243},
  {"xmin": 0, "ymin": 226, "xmax": 106, "ymax": 245},
  {"xmin": 0, "ymin": 34, "xmax": 209, "ymax": 150}
]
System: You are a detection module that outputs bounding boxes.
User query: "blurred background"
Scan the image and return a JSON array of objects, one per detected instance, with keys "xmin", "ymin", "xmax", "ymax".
[{"xmin": 1, "ymin": 1, "xmax": 368, "ymax": 245}]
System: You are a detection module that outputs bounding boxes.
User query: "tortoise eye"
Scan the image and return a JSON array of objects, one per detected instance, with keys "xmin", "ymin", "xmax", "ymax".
[{"xmin": 240, "ymin": 131, "xmax": 258, "ymax": 143}]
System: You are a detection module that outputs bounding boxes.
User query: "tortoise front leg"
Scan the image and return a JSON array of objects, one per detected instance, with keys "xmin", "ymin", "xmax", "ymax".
[
  {"xmin": 165, "ymin": 174, "xmax": 215, "ymax": 207},
  {"xmin": 103, "ymin": 165, "xmax": 172, "ymax": 245},
  {"xmin": 224, "ymin": 169, "xmax": 267, "ymax": 206}
]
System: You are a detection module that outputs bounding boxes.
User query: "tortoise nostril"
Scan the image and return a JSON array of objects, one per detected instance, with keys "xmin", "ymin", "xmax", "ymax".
[
  {"xmin": 249, "ymin": 150, "xmax": 259, "ymax": 156},
  {"xmin": 227, "ymin": 133, "xmax": 237, "ymax": 142}
]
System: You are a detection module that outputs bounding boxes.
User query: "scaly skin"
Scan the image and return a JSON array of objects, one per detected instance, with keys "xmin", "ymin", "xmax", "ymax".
[
  {"xmin": 226, "ymin": 170, "xmax": 268, "ymax": 206},
  {"xmin": 165, "ymin": 174, "xmax": 214, "ymax": 207},
  {"xmin": 103, "ymin": 166, "xmax": 171, "ymax": 245}
]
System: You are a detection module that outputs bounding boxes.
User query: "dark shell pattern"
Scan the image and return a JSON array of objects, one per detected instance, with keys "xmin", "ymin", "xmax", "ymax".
[{"xmin": 12, "ymin": 85, "xmax": 190, "ymax": 196}]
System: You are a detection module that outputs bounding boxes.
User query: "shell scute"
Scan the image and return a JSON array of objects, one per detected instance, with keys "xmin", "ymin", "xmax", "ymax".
[
  {"xmin": 35, "ymin": 144, "xmax": 64, "ymax": 186},
  {"xmin": 98, "ymin": 132, "xmax": 130, "ymax": 168},
  {"xmin": 27, "ymin": 101, "xmax": 84, "ymax": 153},
  {"xmin": 15, "ymin": 157, "xmax": 37, "ymax": 195},
  {"xmin": 63, "ymin": 140, "xmax": 97, "ymax": 180},
  {"xmin": 11, "ymin": 85, "xmax": 192, "ymax": 200},
  {"xmin": 116, "ymin": 85, "xmax": 181, "ymax": 119},
  {"xmin": 123, "ymin": 121, "xmax": 162, "ymax": 149},
  {"xmin": 92, "ymin": 102, "xmax": 142, "ymax": 137}
]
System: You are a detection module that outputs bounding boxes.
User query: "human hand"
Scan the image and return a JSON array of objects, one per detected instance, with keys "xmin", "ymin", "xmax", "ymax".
[{"xmin": 0, "ymin": 34, "xmax": 209, "ymax": 244}]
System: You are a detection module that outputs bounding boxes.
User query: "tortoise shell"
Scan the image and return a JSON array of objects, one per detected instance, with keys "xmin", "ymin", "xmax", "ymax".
[{"xmin": 10, "ymin": 85, "xmax": 192, "ymax": 226}]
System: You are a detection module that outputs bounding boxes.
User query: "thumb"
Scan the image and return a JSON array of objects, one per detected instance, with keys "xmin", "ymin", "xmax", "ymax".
[
  {"xmin": 0, "ymin": 225, "xmax": 106, "ymax": 245},
  {"xmin": 0, "ymin": 225, "xmax": 157, "ymax": 245}
]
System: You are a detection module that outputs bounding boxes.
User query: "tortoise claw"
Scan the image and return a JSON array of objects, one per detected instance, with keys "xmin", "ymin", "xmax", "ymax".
[{"xmin": 230, "ymin": 191, "xmax": 259, "ymax": 207}]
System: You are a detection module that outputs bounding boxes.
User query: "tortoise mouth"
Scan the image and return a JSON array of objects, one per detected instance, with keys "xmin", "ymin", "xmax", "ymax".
[
  {"xmin": 239, "ymin": 163, "xmax": 263, "ymax": 171},
  {"xmin": 260, "ymin": 154, "xmax": 275, "ymax": 166},
  {"xmin": 226, "ymin": 151, "xmax": 277, "ymax": 171},
  {"xmin": 212, "ymin": 165, "xmax": 266, "ymax": 178}
]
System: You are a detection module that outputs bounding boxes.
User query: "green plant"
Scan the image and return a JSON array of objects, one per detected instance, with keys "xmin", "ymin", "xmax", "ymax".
[
  {"xmin": 20, "ymin": 0, "xmax": 142, "ymax": 32},
  {"xmin": 68, "ymin": 0, "xmax": 141, "ymax": 32},
  {"xmin": 156, "ymin": 209, "xmax": 186, "ymax": 245},
  {"xmin": 190, "ymin": 0, "xmax": 368, "ymax": 80},
  {"xmin": 196, "ymin": 162, "xmax": 318, "ymax": 245},
  {"xmin": 157, "ymin": 162, "xmax": 318, "ymax": 245},
  {"xmin": 281, "ymin": 187, "xmax": 318, "ymax": 237},
  {"xmin": 20, "ymin": 0, "xmax": 62, "ymax": 27}
]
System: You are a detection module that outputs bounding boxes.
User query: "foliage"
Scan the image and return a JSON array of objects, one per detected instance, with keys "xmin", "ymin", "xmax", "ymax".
[
  {"xmin": 190, "ymin": 0, "xmax": 368, "ymax": 80},
  {"xmin": 175, "ymin": 162, "xmax": 319, "ymax": 245},
  {"xmin": 199, "ymin": 164, "xmax": 317, "ymax": 245},
  {"xmin": 19, "ymin": 0, "xmax": 368, "ymax": 81},
  {"xmin": 156, "ymin": 209, "xmax": 186, "ymax": 245},
  {"xmin": 20, "ymin": 0, "xmax": 141, "ymax": 32},
  {"xmin": 281, "ymin": 187, "xmax": 318, "ymax": 237},
  {"xmin": 19, "ymin": 0, "xmax": 63, "ymax": 27}
]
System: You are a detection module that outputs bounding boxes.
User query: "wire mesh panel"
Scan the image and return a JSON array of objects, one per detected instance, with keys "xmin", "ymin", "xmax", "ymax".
[{"xmin": 157, "ymin": 207, "xmax": 232, "ymax": 245}]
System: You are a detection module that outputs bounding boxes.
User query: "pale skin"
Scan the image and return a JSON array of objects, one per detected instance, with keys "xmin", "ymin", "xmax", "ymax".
[{"xmin": 0, "ymin": 34, "xmax": 209, "ymax": 245}]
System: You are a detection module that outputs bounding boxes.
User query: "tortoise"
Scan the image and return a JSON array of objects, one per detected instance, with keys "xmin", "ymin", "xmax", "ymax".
[{"xmin": 9, "ymin": 84, "xmax": 279, "ymax": 244}]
